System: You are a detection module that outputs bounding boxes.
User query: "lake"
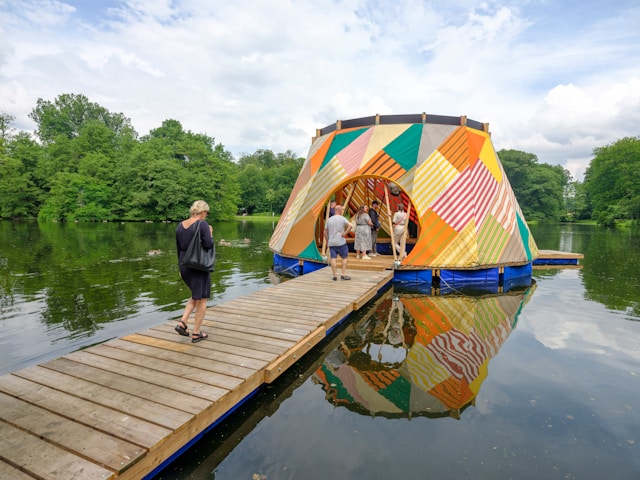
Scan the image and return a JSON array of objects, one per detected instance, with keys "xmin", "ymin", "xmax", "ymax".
[{"xmin": 1, "ymin": 221, "xmax": 639, "ymax": 480}]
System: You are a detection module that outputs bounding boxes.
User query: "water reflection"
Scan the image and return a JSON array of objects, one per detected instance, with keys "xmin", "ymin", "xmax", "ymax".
[{"xmin": 313, "ymin": 285, "xmax": 535, "ymax": 420}]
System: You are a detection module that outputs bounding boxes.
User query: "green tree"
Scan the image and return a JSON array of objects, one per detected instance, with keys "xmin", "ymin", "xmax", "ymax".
[
  {"xmin": 583, "ymin": 136, "xmax": 640, "ymax": 225},
  {"xmin": 0, "ymin": 123, "xmax": 42, "ymax": 218},
  {"xmin": 29, "ymin": 93, "xmax": 136, "ymax": 143},
  {"xmin": 498, "ymin": 149, "xmax": 567, "ymax": 221}
]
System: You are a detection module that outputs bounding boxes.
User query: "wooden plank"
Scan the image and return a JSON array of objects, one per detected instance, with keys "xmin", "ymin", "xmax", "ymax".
[
  {"xmin": 199, "ymin": 320, "xmax": 305, "ymax": 343},
  {"xmin": 0, "ymin": 459, "xmax": 35, "ymax": 480},
  {"xmin": 105, "ymin": 338, "xmax": 260, "ymax": 380},
  {"xmin": 43, "ymin": 358, "xmax": 211, "ymax": 415},
  {"xmin": 0, "ymin": 374, "xmax": 171, "ymax": 449},
  {"xmin": 12, "ymin": 365, "xmax": 192, "ymax": 431},
  {"xmin": 148, "ymin": 326, "xmax": 277, "ymax": 361},
  {"xmin": 205, "ymin": 311, "xmax": 316, "ymax": 336},
  {"xmin": 206, "ymin": 305, "xmax": 321, "ymax": 328},
  {"xmin": 86, "ymin": 344, "xmax": 249, "ymax": 389},
  {"xmin": 62, "ymin": 350, "xmax": 229, "ymax": 402},
  {"xmin": 0, "ymin": 391, "xmax": 144, "ymax": 473},
  {"xmin": 120, "ymin": 334, "xmax": 269, "ymax": 370},
  {"xmin": 264, "ymin": 327, "xmax": 326, "ymax": 383},
  {"xmin": 0, "ymin": 421, "xmax": 114, "ymax": 480}
]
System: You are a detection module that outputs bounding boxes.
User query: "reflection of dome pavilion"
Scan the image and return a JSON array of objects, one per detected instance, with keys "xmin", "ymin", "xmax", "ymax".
[{"xmin": 312, "ymin": 285, "xmax": 535, "ymax": 419}]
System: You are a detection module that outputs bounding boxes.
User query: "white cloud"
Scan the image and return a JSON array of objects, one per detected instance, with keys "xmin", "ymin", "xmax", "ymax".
[{"xmin": 1, "ymin": 0, "xmax": 639, "ymax": 179}]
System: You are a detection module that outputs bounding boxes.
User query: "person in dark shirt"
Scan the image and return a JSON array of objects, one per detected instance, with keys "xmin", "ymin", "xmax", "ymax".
[
  {"xmin": 175, "ymin": 200, "xmax": 214, "ymax": 343},
  {"xmin": 368, "ymin": 201, "xmax": 380, "ymax": 257}
]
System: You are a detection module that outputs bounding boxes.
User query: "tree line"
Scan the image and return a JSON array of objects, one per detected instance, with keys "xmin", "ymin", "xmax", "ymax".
[
  {"xmin": 0, "ymin": 94, "xmax": 302, "ymax": 222},
  {"xmin": 1, "ymin": 93, "xmax": 638, "ymax": 224}
]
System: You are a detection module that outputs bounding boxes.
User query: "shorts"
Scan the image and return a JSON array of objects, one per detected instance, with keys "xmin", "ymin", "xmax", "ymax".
[{"xmin": 329, "ymin": 244, "xmax": 349, "ymax": 259}]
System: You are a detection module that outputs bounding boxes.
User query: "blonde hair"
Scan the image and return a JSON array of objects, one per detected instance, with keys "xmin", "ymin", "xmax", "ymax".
[{"xmin": 189, "ymin": 200, "xmax": 210, "ymax": 217}]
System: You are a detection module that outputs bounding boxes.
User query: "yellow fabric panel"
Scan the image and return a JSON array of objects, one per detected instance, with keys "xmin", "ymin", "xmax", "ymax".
[
  {"xmin": 412, "ymin": 149, "xmax": 459, "ymax": 215},
  {"xmin": 406, "ymin": 343, "xmax": 450, "ymax": 392},
  {"xmin": 477, "ymin": 213, "xmax": 510, "ymax": 265},
  {"xmin": 361, "ymin": 124, "xmax": 411, "ymax": 166},
  {"xmin": 478, "ymin": 132, "xmax": 503, "ymax": 182},
  {"xmin": 469, "ymin": 360, "xmax": 489, "ymax": 395},
  {"xmin": 431, "ymin": 220, "xmax": 480, "ymax": 267},
  {"xmin": 430, "ymin": 296, "xmax": 477, "ymax": 336}
]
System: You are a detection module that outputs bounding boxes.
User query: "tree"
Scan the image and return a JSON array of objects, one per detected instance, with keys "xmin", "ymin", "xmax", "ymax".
[
  {"xmin": 498, "ymin": 149, "xmax": 567, "ymax": 221},
  {"xmin": 0, "ymin": 112, "xmax": 15, "ymax": 145},
  {"xmin": 29, "ymin": 93, "xmax": 136, "ymax": 143},
  {"xmin": 583, "ymin": 136, "xmax": 640, "ymax": 225}
]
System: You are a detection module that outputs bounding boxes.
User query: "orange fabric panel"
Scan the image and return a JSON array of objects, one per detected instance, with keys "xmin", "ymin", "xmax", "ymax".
[
  {"xmin": 281, "ymin": 209, "xmax": 319, "ymax": 255},
  {"xmin": 437, "ymin": 127, "xmax": 470, "ymax": 172},
  {"xmin": 406, "ymin": 211, "xmax": 457, "ymax": 265},
  {"xmin": 364, "ymin": 151, "xmax": 406, "ymax": 180},
  {"xmin": 430, "ymin": 376, "xmax": 474, "ymax": 409},
  {"xmin": 466, "ymin": 129, "xmax": 487, "ymax": 169}
]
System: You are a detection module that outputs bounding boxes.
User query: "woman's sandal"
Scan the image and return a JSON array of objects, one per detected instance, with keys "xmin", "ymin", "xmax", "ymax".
[
  {"xmin": 192, "ymin": 331, "xmax": 208, "ymax": 343},
  {"xmin": 174, "ymin": 321, "xmax": 189, "ymax": 337}
]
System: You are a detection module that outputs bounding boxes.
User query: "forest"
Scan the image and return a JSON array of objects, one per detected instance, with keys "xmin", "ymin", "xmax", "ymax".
[{"xmin": 1, "ymin": 93, "xmax": 638, "ymax": 225}]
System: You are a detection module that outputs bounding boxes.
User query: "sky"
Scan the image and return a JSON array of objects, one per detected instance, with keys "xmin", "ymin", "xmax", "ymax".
[{"xmin": 1, "ymin": 0, "xmax": 639, "ymax": 181}]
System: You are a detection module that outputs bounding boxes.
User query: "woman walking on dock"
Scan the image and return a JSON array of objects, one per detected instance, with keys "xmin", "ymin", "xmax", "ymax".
[{"xmin": 175, "ymin": 200, "xmax": 214, "ymax": 343}]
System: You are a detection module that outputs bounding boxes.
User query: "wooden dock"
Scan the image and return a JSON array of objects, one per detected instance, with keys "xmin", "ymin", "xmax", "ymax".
[{"xmin": 0, "ymin": 268, "xmax": 393, "ymax": 480}]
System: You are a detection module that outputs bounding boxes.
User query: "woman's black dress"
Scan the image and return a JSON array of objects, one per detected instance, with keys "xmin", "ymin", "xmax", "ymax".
[{"xmin": 176, "ymin": 221, "xmax": 214, "ymax": 300}]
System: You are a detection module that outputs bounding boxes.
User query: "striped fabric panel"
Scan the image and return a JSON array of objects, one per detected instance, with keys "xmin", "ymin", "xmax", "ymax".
[
  {"xmin": 429, "ymin": 376, "xmax": 473, "ymax": 409},
  {"xmin": 430, "ymin": 220, "xmax": 479, "ymax": 267},
  {"xmin": 401, "ymin": 297, "xmax": 451, "ymax": 335},
  {"xmin": 300, "ymin": 160, "xmax": 349, "ymax": 217},
  {"xmin": 360, "ymin": 368, "xmax": 400, "ymax": 391},
  {"xmin": 407, "ymin": 211, "xmax": 457, "ymax": 266},
  {"xmin": 269, "ymin": 180, "xmax": 313, "ymax": 251},
  {"xmin": 411, "ymin": 149, "xmax": 459, "ymax": 215},
  {"xmin": 335, "ymin": 127, "xmax": 374, "ymax": 175},
  {"xmin": 437, "ymin": 127, "xmax": 470, "ymax": 172},
  {"xmin": 406, "ymin": 344, "xmax": 450, "ymax": 391},
  {"xmin": 470, "ymin": 161, "xmax": 498, "ymax": 228},
  {"xmin": 427, "ymin": 329, "xmax": 487, "ymax": 383},
  {"xmin": 477, "ymin": 214, "xmax": 510, "ymax": 265},
  {"xmin": 472, "ymin": 297, "xmax": 506, "ymax": 339},
  {"xmin": 430, "ymin": 160, "xmax": 497, "ymax": 232},
  {"xmin": 430, "ymin": 296, "xmax": 477, "ymax": 335},
  {"xmin": 488, "ymin": 178, "xmax": 516, "ymax": 234},
  {"xmin": 362, "ymin": 124, "xmax": 412, "ymax": 161},
  {"xmin": 499, "ymin": 230, "xmax": 527, "ymax": 263},
  {"xmin": 364, "ymin": 151, "xmax": 406, "ymax": 180}
]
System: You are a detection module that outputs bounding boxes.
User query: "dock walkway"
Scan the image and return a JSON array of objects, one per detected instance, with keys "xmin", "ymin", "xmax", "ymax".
[{"xmin": 0, "ymin": 268, "xmax": 393, "ymax": 480}]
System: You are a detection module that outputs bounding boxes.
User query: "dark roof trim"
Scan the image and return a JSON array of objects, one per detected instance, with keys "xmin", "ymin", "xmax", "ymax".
[{"xmin": 317, "ymin": 113, "xmax": 488, "ymax": 137}]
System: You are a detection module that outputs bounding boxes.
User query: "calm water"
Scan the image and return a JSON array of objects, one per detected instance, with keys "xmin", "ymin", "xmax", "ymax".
[{"xmin": 1, "ymin": 221, "xmax": 639, "ymax": 480}]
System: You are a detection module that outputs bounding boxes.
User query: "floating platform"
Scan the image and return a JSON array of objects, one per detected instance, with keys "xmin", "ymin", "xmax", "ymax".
[
  {"xmin": 0, "ymin": 269, "xmax": 392, "ymax": 480},
  {"xmin": 274, "ymin": 248, "xmax": 582, "ymax": 294}
]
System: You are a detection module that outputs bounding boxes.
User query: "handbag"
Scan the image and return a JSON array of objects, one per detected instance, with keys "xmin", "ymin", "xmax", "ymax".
[{"xmin": 181, "ymin": 221, "xmax": 216, "ymax": 272}]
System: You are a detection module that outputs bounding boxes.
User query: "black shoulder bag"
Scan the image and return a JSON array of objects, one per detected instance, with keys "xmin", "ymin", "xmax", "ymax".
[{"xmin": 181, "ymin": 221, "xmax": 216, "ymax": 272}]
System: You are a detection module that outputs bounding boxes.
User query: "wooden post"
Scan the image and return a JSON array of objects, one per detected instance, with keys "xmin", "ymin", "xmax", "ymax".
[
  {"xmin": 400, "ymin": 201, "xmax": 412, "ymax": 260},
  {"xmin": 383, "ymin": 183, "xmax": 398, "ymax": 262},
  {"xmin": 321, "ymin": 198, "xmax": 331, "ymax": 257},
  {"xmin": 343, "ymin": 181, "xmax": 356, "ymax": 218}
]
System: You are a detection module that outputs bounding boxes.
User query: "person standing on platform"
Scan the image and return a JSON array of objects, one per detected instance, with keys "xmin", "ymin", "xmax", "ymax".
[
  {"xmin": 175, "ymin": 200, "xmax": 214, "ymax": 343},
  {"xmin": 368, "ymin": 201, "xmax": 380, "ymax": 256},
  {"xmin": 392, "ymin": 203, "xmax": 407, "ymax": 259},
  {"xmin": 329, "ymin": 200, "xmax": 336, "ymax": 217},
  {"xmin": 324, "ymin": 204, "xmax": 352, "ymax": 281},
  {"xmin": 354, "ymin": 205, "xmax": 373, "ymax": 260}
]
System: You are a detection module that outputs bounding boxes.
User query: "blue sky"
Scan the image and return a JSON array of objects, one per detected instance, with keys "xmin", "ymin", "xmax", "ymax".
[{"xmin": 1, "ymin": 0, "xmax": 639, "ymax": 180}]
